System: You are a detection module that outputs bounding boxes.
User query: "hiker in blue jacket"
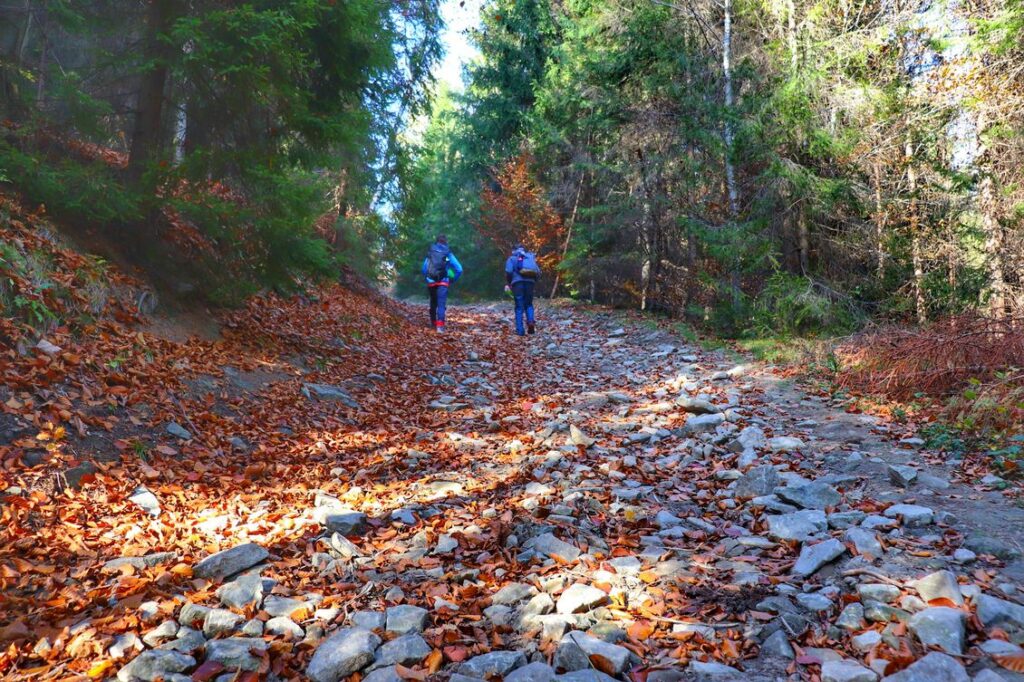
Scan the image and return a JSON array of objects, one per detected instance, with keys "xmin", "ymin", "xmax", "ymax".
[
  {"xmin": 421, "ymin": 234, "xmax": 463, "ymax": 332},
  {"xmin": 504, "ymin": 244, "xmax": 540, "ymax": 336}
]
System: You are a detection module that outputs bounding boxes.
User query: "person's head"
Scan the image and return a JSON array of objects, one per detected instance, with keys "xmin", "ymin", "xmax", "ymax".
[
  {"xmin": 436, "ymin": 234, "xmax": 448, "ymax": 245},
  {"xmin": 513, "ymin": 242, "xmax": 525, "ymax": 253}
]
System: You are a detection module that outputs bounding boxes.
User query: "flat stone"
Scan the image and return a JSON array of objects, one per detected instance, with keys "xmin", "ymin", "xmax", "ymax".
[
  {"xmin": 556, "ymin": 583, "xmax": 608, "ymax": 614},
  {"xmin": 608, "ymin": 556, "xmax": 642, "ymax": 576},
  {"xmin": 908, "ymin": 607, "xmax": 965, "ymax": 655},
  {"xmin": 554, "ymin": 632, "xmax": 633, "ymax": 674},
  {"xmin": 859, "ymin": 584, "xmax": 901, "ymax": 603},
  {"xmin": 569, "ymin": 425, "xmax": 596, "ymax": 447},
  {"xmin": 796, "ymin": 592, "xmax": 833, "ymax": 612},
  {"xmin": 263, "ymin": 595, "xmax": 309, "ymax": 618},
  {"xmin": 506, "ymin": 662, "xmax": 557, "ymax": 682},
  {"xmin": 492, "ymin": 582, "xmax": 538, "ymax": 605},
  {"xmin": 676, "ymin": 396, "xmax": 720, "ymax": 414},
  {"xmin": 767, "ymin": 510, "xmax": 828, "ymax": 542},
  {"xmin": 976, "ymin": 594, "xmax": 1024, "ymax": 629},
  {"xmin": 103, "ymin": 552, "xmax": 178, "ymax": 573},
  {"xmin": 887, "ymin": 465, "xmax": 918, "ymax": 487},
  {"xmin": 851, "ymin": 630, "xmax": 882, "ymax": 651},
  {"xmin": 364, "ymin": 667, "xmax": 404, "ymax": 682},
  {"xmin": 555, "ymin": 672, "xmax": 618, "ymax": 682},
  {"xmin": 821, "ymin": 660, "xmax": 878, "ymax": 682},
  {"xmin": 527, "ymin": 533, "xmax": 581, "ymax": 562},
  {"xmin": 109, "ymin": 633, "xmax": 143, "ymax": 659},
  {"xmin": 688, "ymin": 660, "xmax": 741, "ymax": 678},
  {"xmin": 193, "ymin": 543, "xmax": 268, "ymax": 580},
  {"xmin": 685, "ymin": 413, "xmax": 725, "ymax": 433},
  {"xmin": 836, "ymin": 603, "xmax": 866, "ymax": 631},
  {"xmin": 769, "ymin": 436, "xmax": 805, "ymax": 452},
  {"xmin": 777, "ymin": 481, "xmax": 841, "ymax": 510},
  {"xmin": 374, "ymin": 633, "xmax": 431, "ymax": 667},
  {"xmin": 879, "ymin": 652, "xmax": 968, "ymax": 681},
  {"xmin": 964, "ymin": 535, "xmax": 1022, "ymax": 560},
  {"xmin": 324, "ymin": 512, "xmax": 368, "ymax": 536},
  {"xmin": 459, "ymin": 651, "xmax": 528, "ymax": 678},
  {"xmin": 116, "ymin": 650, "xmax": 195, "ymax": 682},
  {"xmin": 303, "ymin": 383, "xmax": 360, "ymax": 409},
  {"xmin": 883, "ymin": 504, "xmax": 933, "ymax": 527},
  {"xmin": 216, "ymin": 573, "xmax": 264, "ymax": 609},
  {"xmin": 385, "ymin": 604, "xmax": 429, "ymax": 634},
  {"xmin": 828, "ymin": 511, "xmax": 866, "ymax": 529},
  {"xmin": 911, "ymin": 571, "xmax": 963, "ymax": 606},
  {"xmin": 203, "ymin": 608, "xmax": 243, "ymax": 637},
  {"xmin": 205, "ymin": 637, "xmax": 269, "ymax": 672},
  {"xmin": 759, "ymin": 629, "xmax": 794, "ymax": 659},
  {"xmin": 307, "ymin": 628, "xmax": 381, "ymax": 682},
  {"xmin": 177, "ymin": 602, "xmax": 211, "ymax": 628},
  {"xmin": 265, "ymin": 616, "xmax": 304, "ymax": 639},
  {"xmin": 141, "ymin": 620, "xmax": 178, "ymax": 647},
  {"xmin": 862, "ymin": 515, "xmax": 898, "ymax": 530},
  {"xmin": 845, "ymin": 527, "xmax": 884, "ymax": 558},
  {"xmin": 129, "ymin": 486, "xmax": 161, "ymax": 516},
  {"xmin": 351, "ymin": 611, "xmax": 386, "ymax": 630},
  {"xmin": 734, "ymin": 465, "xmax": 780, "ymax": 500},
  {"xmin": 166, "ymin": 422, "xmax": 192, "ymax": 440},
  {"xmin": 793, "ymin": 538, "xmax": 847, "ymax": 577}
]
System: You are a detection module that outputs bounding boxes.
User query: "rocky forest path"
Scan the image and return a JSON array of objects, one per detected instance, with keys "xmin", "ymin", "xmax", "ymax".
[{"xmin": 6, "ymin": 295, "xmax": 1024, "ymax": 682}]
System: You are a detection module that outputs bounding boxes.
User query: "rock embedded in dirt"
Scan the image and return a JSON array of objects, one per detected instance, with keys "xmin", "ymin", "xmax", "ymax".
[
  {"xmin": 306, "ymin": 628, "xmax": 381, "ymax": 682},
  {"xmin": 908, "ymin": 606, "xmax": 965, "ymax": 655},
  {"xmin": 324, "ymin": 511, "xmax": 368, "ymax": 536},
  {"xmin": 263, "ymin": 595, "xmax": 309, "ymax": 618},
  {"xmin": 193, "ymin": 542, "xmax": 268, "ymax": 580},
  {"xmin": 963, "ymin": 534, "xmax": 1022, "ymax": 560},
  {"xmin": 116, "ymin": 650, "xmax": 195, "ymax": 682},
  {"xmin": 556, "ymin": 671, "xmax": 619, "ymax": 682},
  {"xmin": 911, "ymin": 570, "xmax": 963, "ymax": 605},
  {"xmin": 351, "ymin": 611, "xmax": 386, "ymax": 631},
  {"xmin": 767, "ymin": 509, "xmax": 827, "ymax": 542},
  {"xmin": 769, "ymin": 436, "xmax": 805, "ymax": 452},
  {"xmin": 554, "ymin": 631, "xmax": 634, "ymax": 674},
  {"xmin": 491, "ymin": 582, "xmax": 538, "ymax": 605},
  {"xmin": 373, "ymin": 633, "xmax": 431, "ymax": 667},
  {"xmin": 878, "ymin": 651, "xmax": 968, "ymax": 681},
  {"xmin": 734, "ymin": 465, "xmax": 780, "ymax": 500},
  {"xmin": 303, "ymin": 383, "xmax": 360, "ymax": 409},
  {"xmin": 759, "ymin": 629, "xmax": 795, "ymax": 659},
  {"xmin": 202, "ymin": 608, "xmax": 244, "ymax": 637},
  {"xmin": 526, "ymin": 533, "xmax": 581, "ymax": 562},
  {"xmin": 676, "ymin": 396, "xmax": 720, "ymax": 414},
  {"xmin": 556, "ymin": 583, "xmax": 608, "ymax": 614},
  {"xmin": 887, "ymin": 465, "xmax": 918, "ymax": 488},
  {"xmin": 216, "ymin": 573, "xmax": 264, "ymax": 609},
  {"xmin": 385, "ymin": 604, "xmax": 429, "ymax": 634},
  {"xmin": 128, "ymin": 486, "xmax": 161, "ymax": 516},
  {"xmin": 975, "ymin": 593, "xmax": 1024, "ymax": 629},
  {"xmin": 859, "ymin": 584, "xmax": 901, "ymax": 604},
  {"xmin": 205, "ymin": 637, "xmax": 269, "ymax": 671},
  {"xmin": 141, "ymin": 620, "xmax": 178, "ymax": 647},
  {"xmin": 820, "ymin": 660, "xmax": 878, "ymax": 682},
  {"xmin": 459, "ymin": 651, "xmax": 527, "ymax": 678},
  {"xmin": 777, "ymin": 481, "xmax": 841, "ymax": 510},
  {"xmin": 687, "ymin": 660, "xmax": 741, "ymax": 678},
  {"xmin": 103, "ymin": 552, "xmax": 178, "ymax": 573},
  {"xmin": 266, "ymin": 616, "xmax": 304, "ymax": 639},
  {"xmin": 165, "ymin": 422, "xmax": 192, "ymax": 440},
  {"xmin": 684, "ymin": 413, "xmax": 725, "ymax": 433},
  {"xmin": 569, "ymin": 425, "xmax": 595, "ymax": 447},
  {"xmin": 883, "ymin": 504, "xmax": 933, "ymax": 527},
  {"xmin": 793, "ymin": 538, "xmax": 847, "ymax": 577},
  {"xmin": 828, "ymin": 511, "xmax": 866, "ymax": 529},
  {"xmin": 505, "ymin": 662, "xmax": 557, "ymax": 682},
  {"xmin": 836, "ymin": 603, "xmax": 866, "ymax": 631}
]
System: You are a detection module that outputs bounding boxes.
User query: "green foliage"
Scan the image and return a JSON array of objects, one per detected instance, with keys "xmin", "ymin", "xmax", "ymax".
[{"xmin": 750, "ymin": 272, "xmax": 861, "ymax": 336}]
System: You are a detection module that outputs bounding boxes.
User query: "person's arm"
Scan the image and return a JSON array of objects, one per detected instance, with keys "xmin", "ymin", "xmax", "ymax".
[
  {"xmin": 448, "ymin": 253, "xmax": 463, "ymax": 281},
  {"xmin": 422, "ymin": 257, "xmax": 430, "ymax": 280},
  {"xmin": 505, "ymin": 257, "xmax": 514, "ymax": 286}
]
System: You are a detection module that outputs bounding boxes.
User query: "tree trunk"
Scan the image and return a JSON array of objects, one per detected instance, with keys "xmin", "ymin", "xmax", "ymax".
[
  {"xmin": 980, "ymin": 174, "xmax": 1006, "ymax": 318},
  {"xmin": 906, "ymin": 137, "xmax": 926, "ymax": 325},
  {"xmin": 551, "ymin": 171, "xmax": 583, "ymax": 299},
  {"xmin": 873, "ymin": 160, "xmax": 886, "ymax": 278},
  {"xmin": 797, "ymin": 208, "xmax": 809, "ymax": 274},
  {"xmin": 127, "ymin": 0, "xmax": 179, "ymax": 186},
  {"xmin": 722, "ymin": 0, "xmax": 741, "ymax": 307}
]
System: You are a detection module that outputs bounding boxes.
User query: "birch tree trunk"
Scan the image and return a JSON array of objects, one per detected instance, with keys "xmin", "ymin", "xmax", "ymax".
[
  {"xmin": 906, "ymin": 137, "xmax": 926, "ymax": 325},
  {"xmin": 873, "ymin": 160, "xmax": 886, "ymax": 278}
]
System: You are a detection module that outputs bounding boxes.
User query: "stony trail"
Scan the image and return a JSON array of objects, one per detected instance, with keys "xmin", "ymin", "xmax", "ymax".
[{"xmin": 58, "ymin": 301, "xmax": 1024, "ymax": 682}]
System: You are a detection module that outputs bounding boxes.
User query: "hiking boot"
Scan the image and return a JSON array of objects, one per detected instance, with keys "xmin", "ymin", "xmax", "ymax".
[
  {"xmin": 527, "ymin": 323, "xmax": 536, "ymax": 335},
  {"xmin": 436, "ymin": 325, "xmax": 445, "ymax": 333}
]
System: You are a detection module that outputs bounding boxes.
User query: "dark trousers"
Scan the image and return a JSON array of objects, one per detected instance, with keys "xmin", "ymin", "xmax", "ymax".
[
  {"xmin": 428, "ymin": 284, "xmax": 448, "ymax": 326},
  {"xmin": 512, "ymin": 281, "xmax": 535, "ymax": 335}
]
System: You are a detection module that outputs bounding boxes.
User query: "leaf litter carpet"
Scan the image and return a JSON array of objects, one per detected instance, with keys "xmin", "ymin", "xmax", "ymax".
[{"xmin": 3, "ymin": 277, "xmax": 1024, "ymax": 680}]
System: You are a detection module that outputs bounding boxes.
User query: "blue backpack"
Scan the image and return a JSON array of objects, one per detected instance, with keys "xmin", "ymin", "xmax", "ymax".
[
  {"xmin": 426, "ymin": 243, "xmax": 450, "ymax": 280},
  {"xmin": 516, "ymin": 251, "xmax": 540, "ymax": 279}
]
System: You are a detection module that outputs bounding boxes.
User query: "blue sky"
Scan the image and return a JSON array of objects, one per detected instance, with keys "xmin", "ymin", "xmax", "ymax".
[{"xmin": 435, "ymin": 0, "xmax": 484, "ymax": 90}]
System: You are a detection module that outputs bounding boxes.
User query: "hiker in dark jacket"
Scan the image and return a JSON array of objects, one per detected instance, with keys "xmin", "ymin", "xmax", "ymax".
[
  {"xmin": 421, "ymin": 234, "xmax": 463, "ymax": 332},
  {"xmin": 504, "ymin": 244, "xmax": 539, "ymax": 335}
]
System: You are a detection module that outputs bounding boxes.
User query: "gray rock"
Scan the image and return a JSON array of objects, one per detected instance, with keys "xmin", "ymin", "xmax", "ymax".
[
  {"xmin": 103, "ymin": 552, "xmax": 178, "ymax": 573},
  {"xmin": 521, "ymin": 592, "xmax": 556, "ymax": 619},
  {"xmin": 608, "ymin": 556, "xmax": 642, "ymax": 576},
  {"xmin": 963, "ymin": 535, "xmax": 1022, "ymax": 560},
  {"xmin": 880, "ymin": 652, "xmax": 968, "ymax": 682},
  {"xmin": 240, "ymin": 619, "xmax": 264, "ymax": 637},
  {"xmin": 385, "ymin": 604, "xmax": 429, "ymax": 634},
  {"xmin": 555, "ymin": 672, "xmax": 618, "ymax": 682},
  {"xmin": 263, "ymin": 595, "xmax": 309, "ymax": 618},
  {"xmin": 685, "ymin": 413, "xmax": 725, "ymax": 433},
  {"xmin": 859, "ymin": 584, "xmax": 901, "ymax": 603},
  {"xmin": 888, "ymin": 465, "xmax": 918, "ymax": 487},
  {"xmin": 375, "ymin": 633, "xmax": 431, "ymax": 667},
  {"xmin": 117, "ymin": 650, "xmax": 195, "ymax": 682},
  {"xmin": 265, "ymin": 616, "xmax": 304, "ymax": 639},
  {"xmin": 109, "ymin": 632, "xmax": 143, "ymax": 659},
  {"xmin": 845, "ymin": 527, "xmax": 884, "ymax": 558},
  {"xmin": 912, "ymin": 571, "xmax": 963, "ymax": 606},
  {"xmin": 177, "ymin": 602, "xmax": 211, "ymax": 628},
  {"xmin": 760, "ymin": 629, "xmax": 794, "ymax": 659},
  {"xmin": 459, "ymin": 651, "xmax": 527, "ymax": 678},
  {"xmin": 688, "ymin": 660, "xmax": 741, "ymax": 678},
  {"xmin": 307, "ymin": 628, "xmax": 382, "ymax": 682},
  {"xmin": 976, "ymin": 594, "xmax": 1024, "ymax": 629},
  {"xmin": 837, "ymin": 603, "xmax": 866, "ymax": 631},
  {"xmin": 166, "ymin": 422, "xmax": 192, "ymax": 440},
  {"xmin": 364, "ymin": 667, "xmax": 403, "ymax": 682},
  {"xmin": 556, "ymin": 583, "xmax": 608, "ymax": 614},
  {"xmin": 569, "ymin": 425, "xmax": 596, "ymax": 447},
  {"xmin": 193, "ymin": 543, "xmax": 268, "ymax": 580},
  {"xmin": 952, "ymin": 548, "xmax": 976, "ymax": 564},
  {"xmin": 129, "ymin": 486, "xmax": 161, "ymax": 516},
  {"xmin": 141, "ymin": 620, "xmax": 178, "ymax": 647},
  {"xmin": 828, "ymin": 511, "xmax": 867, "ymax": 529},
  {"xmin": 506, "ymin": 662, "xmax": 557, "ymax": 682},
  {"xmin": 156, "ymin": 626, "xmax": 205, "ymax": 654},
  {"xmin": 324, "ymin": 511, "xmax": 368, "ymax": 535},
  {"xmin": 769, "ymin": 436, "xmax": 805, "ymax": 452},
  {"xmin": 303, "ymin": 383, "xmax": 360, "ymax": 409},
  {"xmin": 676, "ymin": 396, "xmax": 720, "ymax": 414},
  {"xmin": 908, "ymin": 607, "xmax": 965, "ymax": 655},
  {"xmin": 492, "ymin": 582, "xmax": 539, "ymax": 605},
  {"xmin": 734, "ymin": 465, "xmax": 780, "ymax": 500},
  {"xmin": 205, "ymin": 637, "xmax": 269, "ymax": 671},
  {"xmin": 203, "ymin": 608, "xmax": 243, "ymax": 637},
  {"xmin": 554, "ymin": 631, "xmax": 633, "ymax": 674},
  {"xmin": 883, "ymin": 504, "xmax": 933, "ymax": 527},
  {"xmin": 351, "ymin": 611, "xmax": 386, "ymax": 631},
  {"xmin": 972, "ymin": 670, "xmax": 1008, "ymax": 682},
  {"xmin": 796, "ymin": 592, "xmax": 833, "ymax": 612},
  {"xmin": 821, "ymin": 660, "xmax": 878, "ymax": 682},
  {"xmin": 767, "ymin": 510, "xmax": 828, "ymax": 541},
  {"xmin": 216, "ymin": 573, "xmax": 264, "ymax": 609},
  {"xmin": 851, "ymin": 630, "xmax": 882, "ymax": 651},
  {"xmin": 777, "ymin": 481, "xmax": 841, "ymax": 510},
  {"xmin": 793, "ymin": 538, "xmax": 847, "ymax": 577},
  {"xmin": 527, "ymin": 533, "xmax": 581, "ymax": 562}
]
